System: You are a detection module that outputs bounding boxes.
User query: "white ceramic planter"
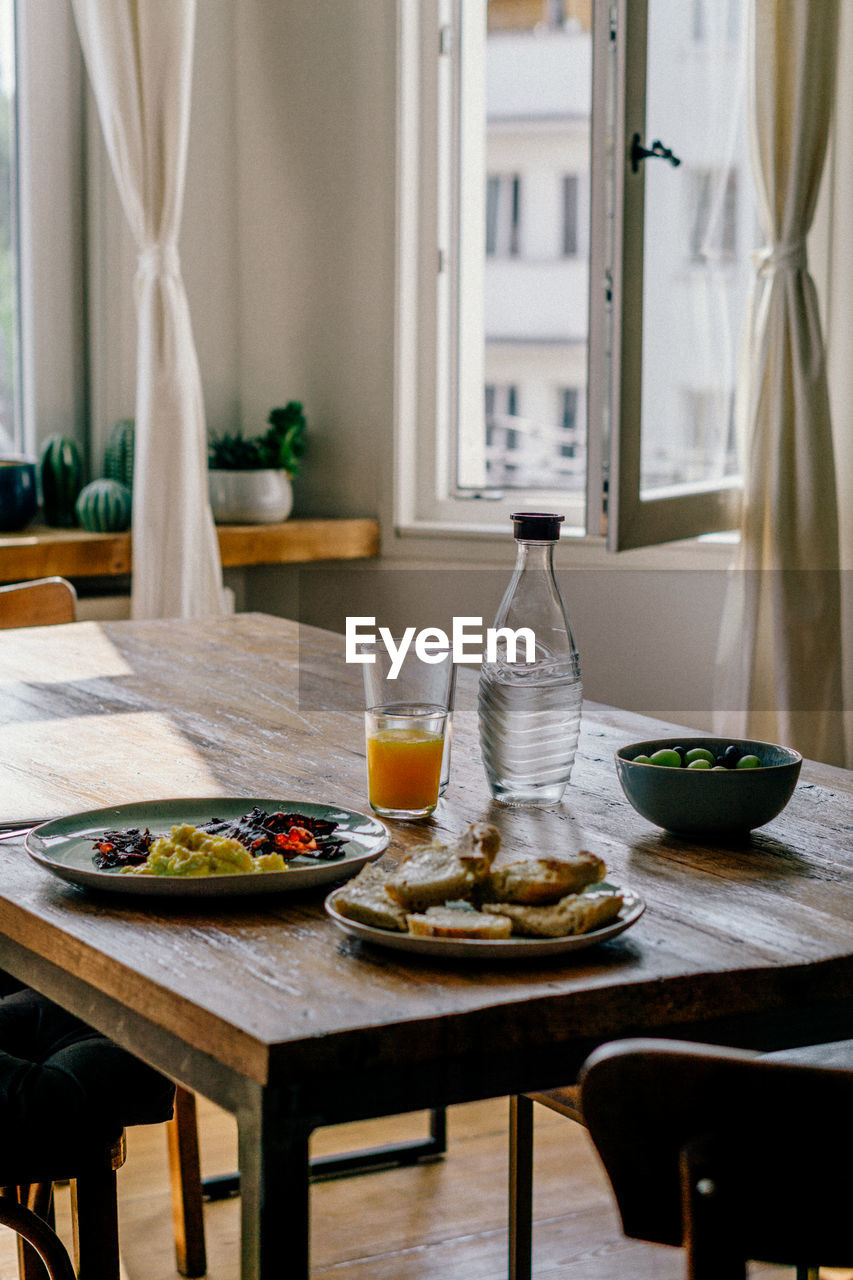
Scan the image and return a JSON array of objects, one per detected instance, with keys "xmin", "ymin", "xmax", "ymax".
[{"xmin": 208, "ymin": 469, "xmax": 293, "ymax": 524}]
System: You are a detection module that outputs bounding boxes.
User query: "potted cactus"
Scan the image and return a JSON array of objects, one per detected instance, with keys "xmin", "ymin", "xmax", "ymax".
[
  {"xmin": 39, "ymin": 436, "xmax": 84, "ymax": 527},
  {"xmin": 207, "ymin": 403, "xmax": 307, "ymax": 524}
]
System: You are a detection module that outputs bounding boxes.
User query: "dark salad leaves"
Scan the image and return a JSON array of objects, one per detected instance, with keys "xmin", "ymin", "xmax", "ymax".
[
  {"xmin": 198, "ymin": 808, "xmax": 346, "ymax": 860},
  {"xmin": 92, "ymin": 827, "xmax": 156, "ymax": 870},
  {"xmin": 92, "ymin": 807, "xmax": 346, "ymax": 870}
]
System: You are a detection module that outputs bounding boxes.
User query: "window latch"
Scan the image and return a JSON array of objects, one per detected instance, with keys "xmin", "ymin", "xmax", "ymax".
[{"xmin": 630, "ymin": 134, "xmax": 681, "ymax": 174}]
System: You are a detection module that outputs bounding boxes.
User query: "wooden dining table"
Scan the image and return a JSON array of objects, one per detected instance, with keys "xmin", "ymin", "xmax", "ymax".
[{"xmin": 1, "ymin": 612, "xmax": 853, "ymax": 1280}]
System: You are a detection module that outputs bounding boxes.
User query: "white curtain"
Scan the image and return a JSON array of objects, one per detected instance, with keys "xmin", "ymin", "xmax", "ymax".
[
  {"xmin": 714, "ymin": 0, "xmax": 844, "ymax": 765},
  {"xmin": 72, "ymin": 0, "xmax": 226, "ymax": 619}
]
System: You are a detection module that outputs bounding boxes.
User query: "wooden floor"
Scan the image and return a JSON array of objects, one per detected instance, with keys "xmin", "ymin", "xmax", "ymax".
[{"xmin": 0, "ymin": 1097, "xmax": 841, "ymax": 1279}]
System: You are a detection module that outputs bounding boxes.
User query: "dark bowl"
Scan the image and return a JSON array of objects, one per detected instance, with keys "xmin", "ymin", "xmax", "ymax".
[
  {"xmin": 615, "ymin": 736, "xmax": 802, "ymax": 836},
  {"xmin": 0, "ymin": 458, "xmax": 38, "ymax": 532}
]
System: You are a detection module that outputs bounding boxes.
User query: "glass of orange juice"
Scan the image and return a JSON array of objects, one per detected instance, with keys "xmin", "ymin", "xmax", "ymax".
[
  {"xmin": 365, "ymin": 703, "xmax": 448, "ymax": 820},
  {"xmin": 359, "ymin": 638, "xmax": 457, "ymax": 796}
]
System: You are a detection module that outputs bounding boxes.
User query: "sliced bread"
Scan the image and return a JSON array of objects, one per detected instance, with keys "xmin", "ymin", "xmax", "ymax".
[
  {"xmin": 385, "ymin": 823, "xmax": 500, "ymax": 911},
  {"xmin": 330, "ymin": 862, "xmax": 410, "ymax": 932},
  {"xmin": 490, "ymin": 888, "xmax": 623, "ymax": 938},
  {"xmin": 482, "ymin": 850, "xmax": 606, "ymax": 905},
  {"xmin": 407, "ymin": 905, "xmax": 513, "ymax": 939}
]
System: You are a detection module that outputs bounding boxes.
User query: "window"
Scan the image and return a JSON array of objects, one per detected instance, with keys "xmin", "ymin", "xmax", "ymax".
[
  {"xmin": 484, "ymin": 383, "xmax": 518, "ymax": 447},
  {"xmin": 485, "ymin": 173, "xmax": 521, "ymax": 257},
  {"xmin": 558, "ymin": 386, "xmax": 582, "ymax": 457},
  {"xmin": 484, "ymin": 383, "xmax": 521, "ymax": 483},
  {"xmin": 562, "ymin": 174, "xmax": 578, "ymax": 257},
  {"xmin": 4, "ymin": 2, "xmax": 85, "ymax": 462},
  {"xmin": 687, "ymin": 168, "xmax": 738, "ymax": 264},
  {"xmin": 679, "ymin": 388, "xmax": 737, "ymax": 484},
  {"xmin": 396, "ymin": 0, "xmax": 754, "ymax": 548},
  {"xmin": 691, "ymin": 0, "xmax": 740, "ymax": 46}
]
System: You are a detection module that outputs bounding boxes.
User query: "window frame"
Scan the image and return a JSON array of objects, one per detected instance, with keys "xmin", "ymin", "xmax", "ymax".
[
  {"xmin": 394, "ymin": 0, "xmax": 742, "ymax": 550},
  {"xmin": 607, "ymin": 0, "xmax": 742, "ymax": 551},
  {"xmin": 395, "ymin": 0, "xmax": 601, "ymax": 537}
]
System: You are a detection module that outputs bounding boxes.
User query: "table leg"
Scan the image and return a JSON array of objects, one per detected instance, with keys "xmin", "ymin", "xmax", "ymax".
[
  {"xmin": 508, "ymin": 1094, "xmax": 534, "ymax": 1280},
  {"xmin": 238, "ymin": 1092, "xmax": 313, "ymax": 1280}
]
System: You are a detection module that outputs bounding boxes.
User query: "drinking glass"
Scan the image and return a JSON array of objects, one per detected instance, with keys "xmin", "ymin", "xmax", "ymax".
[
  {"xmin": 365, "ymin": 704, "xmax": 447, "ymax": 820},
  {"xmin": 360, "ymin": 638, "xmax": 456, "ymax": 794}
]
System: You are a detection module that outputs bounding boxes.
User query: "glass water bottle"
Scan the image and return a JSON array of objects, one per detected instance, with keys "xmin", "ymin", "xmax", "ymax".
[{"xmin": 478, "ymin": 512, "xmax": 582, "ymax": 806}]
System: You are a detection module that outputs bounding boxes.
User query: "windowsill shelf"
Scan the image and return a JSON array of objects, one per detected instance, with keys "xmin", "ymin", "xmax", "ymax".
[{"xmin": 0, "ymin": 518, "xmax": 380, "ymax": 583}]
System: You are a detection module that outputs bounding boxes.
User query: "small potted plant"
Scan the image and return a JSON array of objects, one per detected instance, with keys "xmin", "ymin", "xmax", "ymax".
[{"xmin": 208, "ymin": 403, "xmax": 307, "ymax": 524}]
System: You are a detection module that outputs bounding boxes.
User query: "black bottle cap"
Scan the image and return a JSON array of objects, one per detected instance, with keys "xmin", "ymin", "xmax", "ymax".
[{"xmin": 511, "ymin": 512, "xmax": 565, "ymax": 541}]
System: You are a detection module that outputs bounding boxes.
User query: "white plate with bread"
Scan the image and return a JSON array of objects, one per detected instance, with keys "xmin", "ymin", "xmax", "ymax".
[{"xmin": 324, "ymin": 821, "xmax": 645, "ymax": 959}]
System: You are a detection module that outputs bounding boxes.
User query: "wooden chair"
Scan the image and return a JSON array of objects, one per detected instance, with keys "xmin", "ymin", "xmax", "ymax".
[
  {"xmin": 167, "ymin": 1089, "xmax": 207, "ymax": 1278},
  {"xmin": 0, "ymin": 988, "xmax": 177, "ymax": 1280},
  {"xmin": 576, "ymin": 1038, "xmax": 853, "ymax": 1280},
  {"xmin": 510, "ymin": 1037, "xmax": 853, "ymax": 1279},
  {"xmin": 2, "ymin": 1134, "xmax": 127, "ymax": 1280},
  {"xmin": 0, "ymin": 578, "xmax": 77, "ymax": 628}
]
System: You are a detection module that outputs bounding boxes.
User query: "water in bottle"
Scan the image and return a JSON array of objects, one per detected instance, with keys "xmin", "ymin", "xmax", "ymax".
[{"xmin": 478, "ymin": 512, "xmax": 582, "ymax": 806}]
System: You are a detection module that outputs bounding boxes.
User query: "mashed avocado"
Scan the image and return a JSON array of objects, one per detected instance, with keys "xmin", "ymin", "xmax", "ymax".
[{"xmin": 123, "ymin": 823, "xmax": 287, "ymax": 876}]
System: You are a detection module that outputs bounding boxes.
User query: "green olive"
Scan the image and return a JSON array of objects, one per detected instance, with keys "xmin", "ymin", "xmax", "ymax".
[
  {"xmin": 649, "ymin": 748, "xmax": 683, "ymax": 768},
  {"xmin": 632, "ymin": 754, "xmax": 653, "ymax": 764},
  {"xmin": 687, "ymin": 758, "xmax": 711, "ymax": 770},
  {"xmin": 736, "ymin": 754, "xmax": 762, "ymax": 769},
  {"xmin": 711, "ymin": 765, "xmax": 728, "ymax": 771},
  {"xmin": 685, "ymin": 747, "xmax": 715, "ymax": 765}
]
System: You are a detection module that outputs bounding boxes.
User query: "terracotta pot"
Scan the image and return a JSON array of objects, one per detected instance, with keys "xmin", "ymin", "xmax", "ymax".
[{"xmin": 208, "ymin": 469, "xmax": 293, "ymax": 524}]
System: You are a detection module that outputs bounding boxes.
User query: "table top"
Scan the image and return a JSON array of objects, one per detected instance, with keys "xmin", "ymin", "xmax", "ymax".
[{"xmin": 1, "ymin": 614, "xmax": 853, "ymax": 1116}]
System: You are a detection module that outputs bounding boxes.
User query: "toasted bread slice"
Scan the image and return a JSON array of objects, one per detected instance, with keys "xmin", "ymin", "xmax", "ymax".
[
  {"xmin": 482, "ymin": 851, "xmax": 606, "ymax": 905},
  {"xmin": 330, "ymin": 863, "xmax": 409, "ymax": 932},
  {"xmin": 385, "ymin": 823, "xmax": 500, "ymax": 911},
  {"xmin": 407, "ymin": 906, "xmax": 512, "ymax": 939},
  {"xmin": 454, "ymin": 821, "xmax": 502, "ymax": 871},
  {"xmin": 490, "ymin": 888, "xmax": 623, "ymax": 938}
]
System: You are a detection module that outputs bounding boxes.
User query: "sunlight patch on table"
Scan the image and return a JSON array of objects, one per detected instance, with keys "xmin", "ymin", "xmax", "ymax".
[
  {"xmin": 0, "ymin": 624, "xmax": 133, "ymax": 685},
  {"xmin": 0, "ymin": 712, "xmax": 221, "ymax": 818}
]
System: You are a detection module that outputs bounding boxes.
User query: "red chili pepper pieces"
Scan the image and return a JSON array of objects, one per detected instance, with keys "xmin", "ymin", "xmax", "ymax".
[{"xmin": 274, "ymin": 827, "xmax": 317, "ymax": 851}]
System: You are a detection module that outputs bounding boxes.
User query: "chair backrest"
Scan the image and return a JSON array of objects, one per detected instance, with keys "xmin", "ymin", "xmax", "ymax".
[
  {"xmin": 0, "ymin": 577, "xmax": 77, "ymax": 629},
  {"xmin": 579, "ymin": 1038, "xmax": 853, "ymax": 1277}
]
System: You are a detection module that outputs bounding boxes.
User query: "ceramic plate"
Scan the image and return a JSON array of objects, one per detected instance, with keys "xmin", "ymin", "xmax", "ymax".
[
  {"xmin": 325, "ymin": 884, "xmax": 645, "ymax": 959},
  {"xmin": 26, "ymin": 798, "xmax": 389, "ymax": 897}
]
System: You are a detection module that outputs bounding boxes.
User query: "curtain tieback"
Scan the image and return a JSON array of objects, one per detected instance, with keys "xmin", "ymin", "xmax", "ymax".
[
  {"xmin": 136, "ymin": 243, "xmax": 181, "ymax": 279},
  {"xmin": 753, "ymin": 239, "xmax": 807, "ymax": 277}
]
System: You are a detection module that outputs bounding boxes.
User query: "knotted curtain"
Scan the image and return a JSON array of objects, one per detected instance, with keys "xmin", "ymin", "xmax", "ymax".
[{"xmin": 72, "ymin": 0, "xmax": 225, "ymax": 618}]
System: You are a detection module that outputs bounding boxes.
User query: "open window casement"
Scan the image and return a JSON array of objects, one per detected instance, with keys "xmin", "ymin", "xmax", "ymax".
[{"xmin": 606, "ymin": 0, "xmax": 747, "ymax": 551}]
